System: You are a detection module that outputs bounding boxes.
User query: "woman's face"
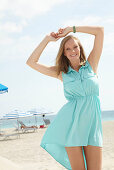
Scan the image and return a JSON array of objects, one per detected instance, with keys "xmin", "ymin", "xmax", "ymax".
[{"xmin": 64, "ymin": 38, "xmax": 80, "ymax": 62}]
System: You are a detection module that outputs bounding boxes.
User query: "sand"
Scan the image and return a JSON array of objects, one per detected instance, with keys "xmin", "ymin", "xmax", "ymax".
[{"xmin": 0, "ymin": 121, "xmax": 114, "ymax": 170}]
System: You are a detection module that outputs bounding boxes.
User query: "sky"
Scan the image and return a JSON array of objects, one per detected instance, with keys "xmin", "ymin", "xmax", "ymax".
[{"xmin": 0, "ymin": 0, "xmax": 114, "ymax": 116}]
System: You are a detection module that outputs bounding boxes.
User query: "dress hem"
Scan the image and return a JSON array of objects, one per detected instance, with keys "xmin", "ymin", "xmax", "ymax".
[{"xmin": 40, "ymin": 142, "xmax": 103, "ymax": 170}]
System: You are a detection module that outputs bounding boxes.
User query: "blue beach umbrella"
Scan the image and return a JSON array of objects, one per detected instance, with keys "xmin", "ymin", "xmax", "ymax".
[
  {"xmin": 18, "ymin": 111, "xmax": 33, "ymax": 118},
  {"xmin": 0, "ymin": 84, "xmax": 8, "ymax": 130},
  {"xmin": 0, "ymin": 84, "xmax": 8, "ymax": 94},
  {"xmin": 2, "ymin": 109, "xmax": 33, "ymax": 130},
  {"xmin": 3, "ymin": 111, "xmax": 18, "ymax": 120},
  {"xmin": 1, "ymin": 110, "xmax": 19, "ymax": 131},
  {"xmin": 16, "ymin": 111, "xmax": 33, "ymax": 127},
  {"xmin": 3, "ymin": 110, "xmax": 33, "ymax": 120}
]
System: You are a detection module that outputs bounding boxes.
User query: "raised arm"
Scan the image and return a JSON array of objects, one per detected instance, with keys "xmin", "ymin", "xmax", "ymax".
[
  {"xmin": 26, "ymin": 33, "xmax": 61, "ymax": 78},
  {"xmin": 73, "ymin": 26, "xmax": 104, "ymax": 74}
]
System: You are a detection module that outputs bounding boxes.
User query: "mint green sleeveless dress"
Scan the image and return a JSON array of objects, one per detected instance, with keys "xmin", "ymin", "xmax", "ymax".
[{"xmin": 40, "ymin": 60, "xmax": 103, "ymax": 170}]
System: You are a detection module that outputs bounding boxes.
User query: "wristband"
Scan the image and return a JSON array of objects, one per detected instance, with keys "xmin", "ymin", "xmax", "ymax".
[{"xmin": 73, "ymin": 26, "xmax": 76, "ymax": 33}]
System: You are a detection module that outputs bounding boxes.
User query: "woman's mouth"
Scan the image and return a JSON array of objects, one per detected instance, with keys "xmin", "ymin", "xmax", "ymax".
[{"xmin": 70, "ymin": 54, "xmax": 78, "ymax": 57}]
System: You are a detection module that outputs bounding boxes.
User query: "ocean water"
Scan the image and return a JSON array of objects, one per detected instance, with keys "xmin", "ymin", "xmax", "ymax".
[
  {"xmin": 0, "ymin": 110, "xmax": 114, "ymax": 129},
  {"xmin": 101, "ymin": 110, "xmax": 114, "ymax": 121}
]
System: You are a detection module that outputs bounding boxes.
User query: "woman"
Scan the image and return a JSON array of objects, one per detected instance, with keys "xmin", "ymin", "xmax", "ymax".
[{"xmin": 26, "ymin": 26, "xmax": 104, "ymax": 170}]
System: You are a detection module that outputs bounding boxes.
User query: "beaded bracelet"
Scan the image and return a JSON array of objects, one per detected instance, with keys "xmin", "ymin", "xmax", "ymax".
[{"xmin": 73, "ymin": 26, "xmax": 76, "ymax": 33}]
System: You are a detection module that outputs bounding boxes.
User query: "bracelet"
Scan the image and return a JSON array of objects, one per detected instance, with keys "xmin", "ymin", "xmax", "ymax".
[{"xmin": 73, "ymin": 26, "xmax": 76, "ymax": 33}]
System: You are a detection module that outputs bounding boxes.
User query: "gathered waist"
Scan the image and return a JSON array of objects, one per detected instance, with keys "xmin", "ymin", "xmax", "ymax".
[{"xmin": 67, "ymin": 94, "xmax": 99, "ymax": 101}]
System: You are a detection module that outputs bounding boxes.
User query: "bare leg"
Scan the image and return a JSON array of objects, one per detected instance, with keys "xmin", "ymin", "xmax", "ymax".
[
  {"xmin": 65, "ymin": 146, "xmax": 86, "ymax": 170},
  {"xmin": 83, "ymin": 145, "xmax": 102, "ymax": 170}
]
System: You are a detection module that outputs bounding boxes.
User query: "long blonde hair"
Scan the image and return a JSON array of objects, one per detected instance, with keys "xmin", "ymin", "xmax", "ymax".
[{"xmin": 55, "ymin": 35, "xmax": 86, "ymax": 75}]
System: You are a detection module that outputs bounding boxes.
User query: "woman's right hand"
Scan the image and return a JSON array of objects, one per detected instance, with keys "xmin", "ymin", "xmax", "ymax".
[{"xmin": 46, "ymin": 32, "xmax": 61, "ymax": 42}]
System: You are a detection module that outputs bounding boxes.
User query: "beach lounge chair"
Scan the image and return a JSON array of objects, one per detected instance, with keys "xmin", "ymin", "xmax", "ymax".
[
  {"xmin": 0, "ymin": 130, "xmax": 5, "ymax": 137},
  {"xmin": 0, "ymin": 130, "xmax": 20, "ymax": 140},
  {"xmin": 3, "ymin": 133, "xmax": 20, "ymax": 140},
  {"xmin": 17, "ymin": 120, "xmax": 38, "ymax": 133},
  {"xmin": 0, "ymin": 122, "xmax": 20, "ymax": 140},
  {"xmin": 0, "ymin": 122, "xmax": 20, "ymax": 141}
]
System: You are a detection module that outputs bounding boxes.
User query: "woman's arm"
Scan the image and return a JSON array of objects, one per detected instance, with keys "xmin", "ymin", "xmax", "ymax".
[
  {"xmin": 68, "ymin": 25, "xmax": 104, "ymax": 36},
  {"xmin": 26, "ymin": 36, "xmax": 50, "ymax": 64},
  {"xmin": 26, "ymin": 33, "xmax": 62, "ymax": 79},
  {"xmin": 26, "ymin": 32, "xmax": 60, "ymax": 65},
  {"xmin": 73, "ymin": 26, "xmax": 104, "ymax": 75}
]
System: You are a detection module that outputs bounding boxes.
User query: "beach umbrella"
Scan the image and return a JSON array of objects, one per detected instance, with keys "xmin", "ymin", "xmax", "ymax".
[
  {"xmin": 0, "ymin": 84, "xmax": 8, "ymax": 94},
  {"xmin": 3, "ymin": 109, "xmax": 33, "ymax": 120},
  {"xmin": 3, "ymin": 110, "xmax": 20, "ymax": 129},
  {"xmin": 26, "ymin": 110, "xmax": 39, "ymax": 126},
  {"xmin": 3, "ymin": 110, "xmax": 19, "ymax": 120},
  {"xmin": 2, "ymin": 109, "xmax": 33, "ymax": 131},
  {"xmin": 18, "ymin": 111, "xmax": 33, "ymax": 118},
  {"xmin": 0, "ymin": 84, "xmax": 8, "ymax": 131},
  {"xmin": 16, "ymin": 111, "xmax": 33, "ymax": 128},
  {"xmin": 28, "ymin": 107, "xmax": 54, "ymax": 115},
  {"xmin": 27, "ymin": 107, "xmax": 54, "ymax": 126},
  {"xmin": 1, "ymin": 110, "xmax": 20, "ymax": 132}
]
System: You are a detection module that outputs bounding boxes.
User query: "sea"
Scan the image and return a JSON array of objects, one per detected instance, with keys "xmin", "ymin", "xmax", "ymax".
[{"xmin": 0, "ymin": 110, "xmax": 114, "ymax": 129}]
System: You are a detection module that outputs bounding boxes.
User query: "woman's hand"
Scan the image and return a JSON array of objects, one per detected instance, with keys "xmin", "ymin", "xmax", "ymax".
[
  {"xmin": 56, "ymin": 26, "xmax": 72, "ymax": 38},
  {"xmin": 46, "ymin": 26, "xmax": 72, "ymax": 42},
  {"xmin": 46, "ymin": 32, "xmax": 61, "ymax": 42}
]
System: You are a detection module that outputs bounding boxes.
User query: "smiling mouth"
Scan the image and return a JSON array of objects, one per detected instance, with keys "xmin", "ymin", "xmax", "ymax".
[{"xmin": 70, "ymin": 54, "xmax": 78, "ymax": 57}]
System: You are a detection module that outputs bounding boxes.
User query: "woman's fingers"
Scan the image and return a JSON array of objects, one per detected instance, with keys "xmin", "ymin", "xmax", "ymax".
[
  {"xmin": 50, "ymin": 29, "xmax": 65, "ymax": 40},
  {"xmin": 58, "ymin": 28, "xmax": 64, "ymax": 34},
  {"xmin": 50, "ymin": 32, "xmax": 60, "ymax": 41},
  {"xmin": 51, "ymin": 28, "xmax": 64, "ymax": 38},
  {"xmin": 58, "ymin": 29, "xmax": 62, "ymax": 33},
  {"xmin": 51, "ymin": 32, "xmax": 56, "ymax": 36},
  {"xmin": 50, "ymin": 33, "xmax": 56, "ymax": 39},
  {"xmin": 49, "ymin": 27, "xmax": 70, "ymax": 42}
]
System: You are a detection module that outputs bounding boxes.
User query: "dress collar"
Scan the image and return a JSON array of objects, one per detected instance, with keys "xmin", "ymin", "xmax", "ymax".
[{"xmin": 67, "ymin": 60, "xmax": 88, "ymax": 73}]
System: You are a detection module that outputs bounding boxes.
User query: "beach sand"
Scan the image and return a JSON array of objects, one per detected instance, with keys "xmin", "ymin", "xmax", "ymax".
[{"xmin": 0, "ymin": 121, "xmax": 114, "ymax": 170}]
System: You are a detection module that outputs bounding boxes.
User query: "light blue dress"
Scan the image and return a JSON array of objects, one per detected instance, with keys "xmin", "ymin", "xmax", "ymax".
[{"xmin": 40, "ymin": 60, "xmax": 103, "ymax": 170}]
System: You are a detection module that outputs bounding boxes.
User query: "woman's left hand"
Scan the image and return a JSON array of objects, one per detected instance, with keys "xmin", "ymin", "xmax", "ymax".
[{"xmin": 51, "ymin": 26, "xmax": 72, "ymax": 38}]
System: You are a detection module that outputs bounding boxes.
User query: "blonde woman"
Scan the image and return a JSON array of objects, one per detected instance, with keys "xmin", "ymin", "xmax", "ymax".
[{"xmin": 26, "ymin": 26, "xmax": 104, "ymax": 170}]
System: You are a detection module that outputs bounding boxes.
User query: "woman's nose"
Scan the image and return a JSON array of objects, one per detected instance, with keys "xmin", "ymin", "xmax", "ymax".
[{"xmin": 72, "ymin": 49, "xmax": 75, "ymax": 52}]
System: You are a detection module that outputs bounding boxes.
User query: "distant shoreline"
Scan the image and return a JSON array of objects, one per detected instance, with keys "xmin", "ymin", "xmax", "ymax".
[{"xmin": 0, "ymin": 113, "xmax": 114, "ymax": 129}]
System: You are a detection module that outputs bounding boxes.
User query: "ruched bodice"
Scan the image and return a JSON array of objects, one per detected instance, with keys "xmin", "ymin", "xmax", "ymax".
[{"xmin": 62, "ymin": 60, "xmax": 99, "ymax": 101}]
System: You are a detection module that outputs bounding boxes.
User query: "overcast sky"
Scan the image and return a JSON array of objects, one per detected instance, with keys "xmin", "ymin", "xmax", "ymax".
[{"xmin": 0, "ymin": 0, "xmax": 114, "ymax": 116}]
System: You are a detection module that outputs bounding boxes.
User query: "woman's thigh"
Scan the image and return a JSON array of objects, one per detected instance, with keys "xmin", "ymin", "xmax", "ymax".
[
  {"xmin": 83, "ymin": 145, "xmax": 102, "ymax": 170},
  {"xmin": 65, "ymin": 146, "xmax": 85, "ymax": 170}
]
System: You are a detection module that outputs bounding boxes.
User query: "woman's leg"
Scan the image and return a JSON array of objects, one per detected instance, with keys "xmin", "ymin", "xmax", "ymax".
[
  {"xmin": 83, "ymin": 145, "xmax": 102, "ymax": 170},
  {"xmin": 65, "ymin": 146, "xmax": 86, "ymax": 170}
]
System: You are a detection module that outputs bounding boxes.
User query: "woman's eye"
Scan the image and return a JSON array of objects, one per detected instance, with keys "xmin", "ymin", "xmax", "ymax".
[{"xmin": 66, "ymin": 46, "xmax": 78, "ymax": 50}]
